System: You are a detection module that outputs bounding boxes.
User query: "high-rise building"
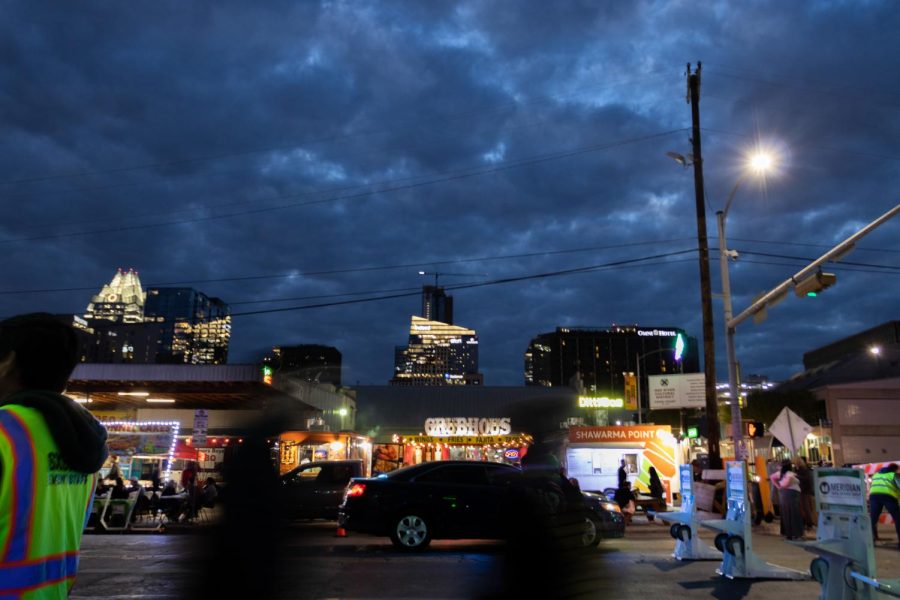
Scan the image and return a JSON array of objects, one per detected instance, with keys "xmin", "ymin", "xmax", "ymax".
[
  {"xmin": 84, "ymin": 268, "xmax": 146, "ymax": 323},
  {"xmin": 83, "ymin": 271, "xmax": 231, "ymax": 364},
  {"xmin": 421, "ymin": 286, "xmax": 453, "ymax": 324},
  {"xmin": 144, "ymin": 288, "xmax": 231, "ymax": 364},
  {"xmin": 524, "ymin": 326, "xmax": 700, "ymax": 392},
  {"xmin": 265, "ymin": 344, "xmax": 343, "ymax": 386},
  {"xmin": 391, "ymin": 316, "xmax": 483, "ymax": 386}
]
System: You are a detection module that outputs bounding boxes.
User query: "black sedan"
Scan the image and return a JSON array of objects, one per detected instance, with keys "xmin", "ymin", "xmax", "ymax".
[{"xmin": 338, "ymin": 460, "xmax": 604, "ymax": 550}]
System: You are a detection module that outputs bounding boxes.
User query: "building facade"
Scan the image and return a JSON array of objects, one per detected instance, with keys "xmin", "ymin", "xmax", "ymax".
[
  {"xmin": 391, "ymin": 316, "xmax": 483, "ymax": 386},
  {"xmin": 83, "ymin": 271, "xmax": 231, "ymax": 364},
  {"xmin": 524, "ymin": 326, "xmax": 700, "ymax": 393},
  {"xmin": 421, "ymin": 285, "xmax": 453, "ymax": 324},
  {"xmin": 265, "ymin": 344, "xmax": 343, "ymax": 387},
  {"xmin": 144, "ymin": 288, "xmax": 231, "ymax": 365},
  {"xmin": 804, "ymin": 321, "xmax": 900, "ymax": 370},
  {"xmin": 84, "ymin": 268, "xmax": 146, "ymax": 323}
]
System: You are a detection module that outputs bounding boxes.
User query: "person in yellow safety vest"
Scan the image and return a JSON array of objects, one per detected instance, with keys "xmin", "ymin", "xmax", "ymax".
[
  {"xmin": 0, "ymin": 314, "xmax": 109, "ymax": 598},
  {"xmin": 869, "ymin": 463, "xmax": 900, "ymax": 548}
]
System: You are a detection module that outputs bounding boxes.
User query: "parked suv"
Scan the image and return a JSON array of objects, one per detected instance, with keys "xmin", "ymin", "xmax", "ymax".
[{"xmin": 281, "ymin": 459, "xmax": 364, "ymax": 519}]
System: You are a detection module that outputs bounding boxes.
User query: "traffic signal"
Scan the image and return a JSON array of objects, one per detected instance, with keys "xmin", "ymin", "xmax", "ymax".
[
  {"xmin": 261, "ymin": 364, "xmax": 274, "ymax": 385},
  {"xmin": 745, "ymin": 421, "xmax": 764, "ymax": 438},
  {"xmin": 794, "ymin": 271, "xmax": 836, "ymax": 297}
]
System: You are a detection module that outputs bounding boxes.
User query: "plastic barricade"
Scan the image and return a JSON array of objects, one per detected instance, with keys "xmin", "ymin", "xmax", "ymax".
[
  {"xmin": 793, "ymin": 468, "xmax": 878, "ymax": 600},
  {"xmin": 701, "ymin": 460, "xmax": 808, "ymax": 580},
  {"xmin": 653, "ymin": 464, "xmax": 720, "ymax": 560}
]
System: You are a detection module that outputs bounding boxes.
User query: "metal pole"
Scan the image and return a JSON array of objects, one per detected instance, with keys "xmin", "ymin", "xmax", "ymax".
[
  {"xmin": 718, "ymin": 210, "xmax": 744, "ymax": 460},
  {"xmin": 729, "ymin": 203, "xmax": 900, "ymax": 329},
  {"xmin": 687, "ymin": 62, "xmax": 721, "ymax": 469},
  {"xmin": 636, "ymin": 352, "xmax": 642, "ymax": 424}
]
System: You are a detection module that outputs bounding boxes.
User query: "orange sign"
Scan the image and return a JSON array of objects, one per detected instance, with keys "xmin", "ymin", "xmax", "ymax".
[
  {"xmin": 569, "ymin": 425, "xmax": 671, "ymax": 443},
  {"xmin": 623, "ymin": 374, "xmax": 638, "ymax": 410}
]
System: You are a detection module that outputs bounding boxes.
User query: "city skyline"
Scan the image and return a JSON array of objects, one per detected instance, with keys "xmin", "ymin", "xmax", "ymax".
[{"xmin": 1, "ymin": 3, "xmax": 898, "ymax": 386}]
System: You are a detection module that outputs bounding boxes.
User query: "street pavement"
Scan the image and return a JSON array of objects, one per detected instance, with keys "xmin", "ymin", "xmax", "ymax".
[{"xmin": 71, "ymin": 515, "xmax": 900, "ymax": 599}]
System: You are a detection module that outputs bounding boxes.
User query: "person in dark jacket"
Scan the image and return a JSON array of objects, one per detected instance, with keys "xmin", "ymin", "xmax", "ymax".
[
  {"xmin": 0, "ymin": 313, "xmax": 109, "ymax": 597},
  {"xmin": 649, "ymin": 466, "xmax": 665, "ymax": 504},
  {"xmin": 618, "ymin": 459, "xmax": 628, "ymax": 488},
  {"xmin": 795, "ymin": 456, "xmax": 816, "ymax": 529}
]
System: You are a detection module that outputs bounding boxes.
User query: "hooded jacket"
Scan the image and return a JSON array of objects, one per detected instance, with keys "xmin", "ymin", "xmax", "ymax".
[{"xmin": 0, "ymin": 389, "xmax": 108, "ymax": 474}]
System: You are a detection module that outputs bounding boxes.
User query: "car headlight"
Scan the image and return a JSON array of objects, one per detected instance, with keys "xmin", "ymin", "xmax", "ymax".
[{"xmin": 601, "ymin": 502, "xmax": 621, "ymax": 513}]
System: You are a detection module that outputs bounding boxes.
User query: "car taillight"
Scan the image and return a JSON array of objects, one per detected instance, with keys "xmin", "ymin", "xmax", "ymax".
[{"xmin": 346, "ymin": 483, "xmax": 366, "ymax": 498}]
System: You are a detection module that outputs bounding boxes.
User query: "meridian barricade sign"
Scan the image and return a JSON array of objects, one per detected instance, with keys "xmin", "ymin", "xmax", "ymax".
[
  {"xmin": 815, "ymin": 469, "xmax": 866, "ymax": 513},
  {"xmin": 793, "ymin": 468, "xmax": 879, "ymax": 599}
]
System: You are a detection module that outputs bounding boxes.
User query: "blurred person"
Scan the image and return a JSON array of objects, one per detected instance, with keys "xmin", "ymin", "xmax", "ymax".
[
  {"xmin": 107, "ymin": 455, "xmax": 121, "ymax": 481},
  {"xmin": 617, "ymin": 459, "xmax": 628, "ymax": 488},
  {"xmin": 110, "ymin": 477, "xmax": 129, "ymax": 500},
  {"xmin": 188, "ymin": 413, "xmax": 286, "ymax": 599},
  {"xmin": 0, "ymin": 313, "xmax": 108, "ymax": 598},
  {"xmin": 614, "ymin": 481, "xmax": 637, "ymax": 522},
  {"xmin": 795, "ymin": 456, "xmax": 817, "ymax": 529},
  {"xmin": 649, "ymin": 466, "xmax": 665, "ymax": 503},
  {"xmin": 869, "ymin": 463, "xmax": 900, "ymax": 547},
  {"xmin": 771, "ymin": 459, "xmax": 804, "ymax": 540},
  {"xmin": 691, "ymin": 458, "xmax": 702, "ymax": 482},
  {"xmin": 201, "ymin": 476, "xmax": 218, "ymax": 508}
]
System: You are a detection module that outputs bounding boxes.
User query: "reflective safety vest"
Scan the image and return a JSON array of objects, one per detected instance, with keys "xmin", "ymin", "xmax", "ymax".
[
  {"xmin": 0, "ymin": 404, "xmax": 97, "ymax": 599},
  {"xmin": 870, "ymin": 470, "xmax": 900, "ymax": 500}
]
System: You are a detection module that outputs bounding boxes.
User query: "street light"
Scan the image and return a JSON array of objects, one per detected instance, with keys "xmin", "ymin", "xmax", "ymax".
[{"xmin": 718, "ymin": 152, "xmax": 774, "ymax": 460}]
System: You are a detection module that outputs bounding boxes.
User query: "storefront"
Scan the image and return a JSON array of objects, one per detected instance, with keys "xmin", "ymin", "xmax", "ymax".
[
  {"xmin": 373, "ymin": 417, "xmax": 532, "ymax": 474},
  {"xmin": 101, "ymin": 421, "xmax": 188, "ymax": 484},
  {"xmin": 565, "ymin": 425, "xmax": 679, "ymax": 501},
  {"xmin": 277, "ymin": 431, "xmax": 372, "ymax": 476}
]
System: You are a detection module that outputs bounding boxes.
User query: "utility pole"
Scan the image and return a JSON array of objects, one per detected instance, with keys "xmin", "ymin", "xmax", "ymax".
[{"xmin": 687, "ymin": 62, "xmax": 721, "ymax": 469}]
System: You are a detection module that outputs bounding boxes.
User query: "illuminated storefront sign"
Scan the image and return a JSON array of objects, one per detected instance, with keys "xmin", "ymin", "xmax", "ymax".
[
  {"xmin": 578, "ymin": 396, "xmax": 624, "ymax": 409},
  {"xmin": 404, "ymin": 435, "xmax": 523, "ymax": 445},
  {"xmin": 424, "ymin": 417, "xmax": 512, "ymax": 437}
]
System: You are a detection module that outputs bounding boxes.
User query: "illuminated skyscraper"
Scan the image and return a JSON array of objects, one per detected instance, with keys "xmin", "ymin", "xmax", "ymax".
[
  {"xmin": 391, "ymin": 316, "xmax": 483, "ymax": 386},
  {"xmin": 144, "ymin": 288, "xmax": 231, "ymax": 364},
  {"xmin": 83, "ymin": 271, "xmax": 230, "ymax": 364},
  {"xmin": 524, "ymin": 326, "xmax": 699, "ymax": 391},
  {"xmin": 84, "ymin": 268, "xmax": 146, "ymax": 323}
]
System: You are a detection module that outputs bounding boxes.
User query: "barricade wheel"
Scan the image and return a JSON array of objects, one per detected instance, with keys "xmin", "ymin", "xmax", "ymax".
[
  {"xmin": 724, "ymin": 535, "xmax": 744, "ymax": 557},
  {"xmin": 677, "ymin": 525, "xmax": 692, "ymax": 542},
  {"xmin": 670, "ymin": 524, "xmax": 681, "ymax": 539},
  {"xmin": 809, "ymin": 557, "xmax": 828, "ymax": 584},
  {"xmin": 714, "ymin": 533, "xmax": 729, "ymax": 552}
]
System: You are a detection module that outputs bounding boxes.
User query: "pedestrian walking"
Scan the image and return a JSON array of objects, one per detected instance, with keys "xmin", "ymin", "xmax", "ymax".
[
  {"xmin": 0, "ymin": 313, "xmax": 109, "ymax": 597},
  {"xmin": 649, "ymin": 466, "xmax": 665, "ymax": 503},
  {"xmin": 795, "ymin": 456, "xmax": 817, "ymax": 530},
  {"xmin": 770, "ymin": 459, "xmax": 804, "ymax": 540},
  {"xmin": 868, "ymin": 463, "xmax": 900, "ymax": 548}
]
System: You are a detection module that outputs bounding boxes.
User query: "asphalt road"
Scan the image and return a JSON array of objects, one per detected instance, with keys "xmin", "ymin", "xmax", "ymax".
[{"xmin": 71, "ymin": 517, "xmax": 900, "ymax": 599}]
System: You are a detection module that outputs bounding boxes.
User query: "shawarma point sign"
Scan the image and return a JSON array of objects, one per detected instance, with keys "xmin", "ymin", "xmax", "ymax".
[{"xmin": 814, "ymin": 468, "xmax": 866, "ymax": 513}]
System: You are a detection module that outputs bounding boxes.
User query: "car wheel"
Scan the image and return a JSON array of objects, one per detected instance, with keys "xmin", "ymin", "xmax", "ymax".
[
  {"xmin": 390, "ymin": 513, "xmax": 431, "ymax": 550},
  {"xmin": 580, "ymin": 515, "xmax": 601, "ymax": 548}
]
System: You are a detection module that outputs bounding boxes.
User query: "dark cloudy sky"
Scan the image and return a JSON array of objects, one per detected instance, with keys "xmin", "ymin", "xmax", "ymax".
[{"xmin": 2, "ymin": 1, "xmax": 898, "ymax": 386}]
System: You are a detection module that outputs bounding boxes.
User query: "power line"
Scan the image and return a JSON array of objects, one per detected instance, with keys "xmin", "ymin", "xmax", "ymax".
[
  {"xmin": 230, "ymin": 249, "xmax": 698, "ymax": 317},
  {"xmin": 0, "ymin": 129, "xmax": 687, "ymax": 246},
  {"xmin": 0, "ymin": 237, "xmax": 694, "ymax": 295},
  {"xmin": 733, "ymin": 249, "xmax": 900, "ymax": 271}
]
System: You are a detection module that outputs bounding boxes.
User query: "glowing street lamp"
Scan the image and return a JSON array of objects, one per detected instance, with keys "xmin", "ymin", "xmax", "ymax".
[{"xmin": 718, "ymin": 151, "xmax": 775, "ymax": 460}]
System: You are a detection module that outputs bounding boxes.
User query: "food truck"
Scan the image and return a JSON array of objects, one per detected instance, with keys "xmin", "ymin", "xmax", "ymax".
[{"xmin": 565, "ymin": 425, "xmax": 679, "ymax": 502}]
